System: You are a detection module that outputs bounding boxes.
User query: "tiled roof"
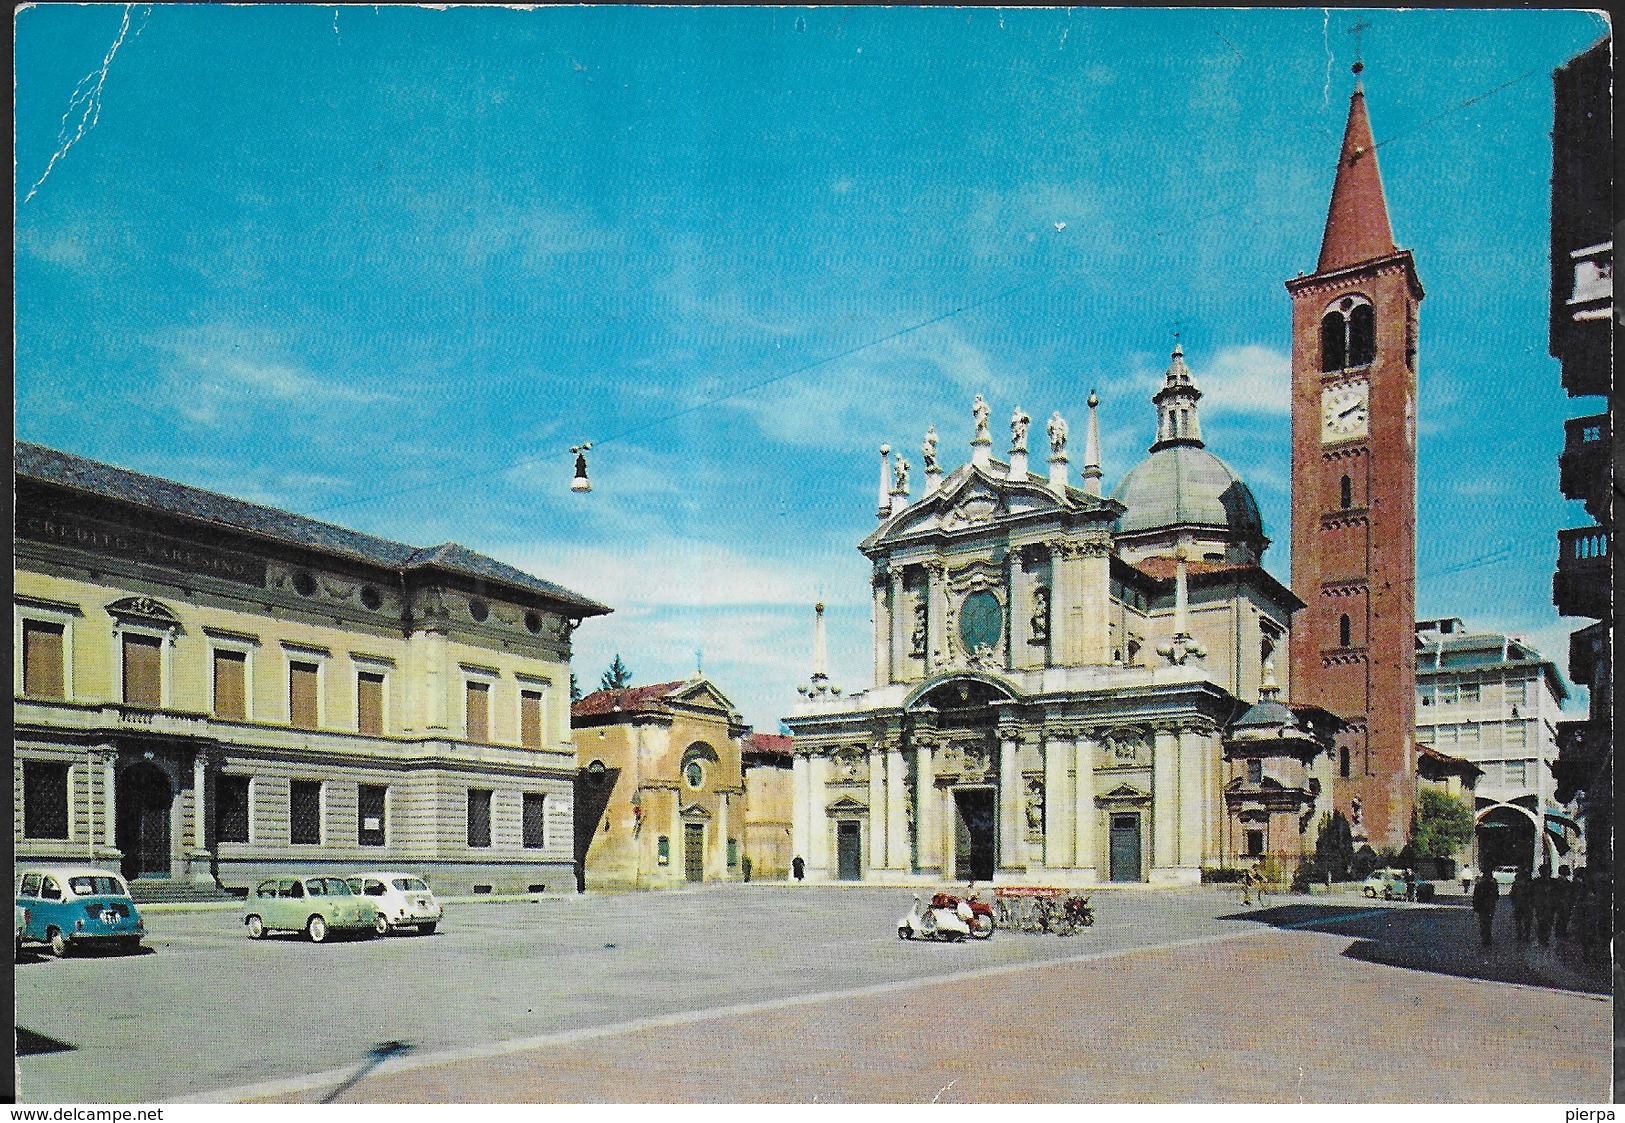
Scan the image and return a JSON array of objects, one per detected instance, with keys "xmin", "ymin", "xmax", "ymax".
[
  {"xmin": 1129, "ymin": 556, "xmax": 1254, "ymax": 581},
  {"xmin": 1418, "ymin": 745, "xmax": 1484, "ymax": 778},
  {"xmin": 571, "ymin": 681, "xmax": 693, "ymax": 719},
  {"xmin": 16, "ymin": 441, "xmax": 609, "ymax": 614},
  {"xmin": 747, "ymin": 733, "xmax": 795, "ymax": 758}
]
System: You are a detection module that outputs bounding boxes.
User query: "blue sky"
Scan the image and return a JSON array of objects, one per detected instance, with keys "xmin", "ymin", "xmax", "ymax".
[{"xmin": 15, "ymin": 6, "xmax": 1607, "ymax": 730}]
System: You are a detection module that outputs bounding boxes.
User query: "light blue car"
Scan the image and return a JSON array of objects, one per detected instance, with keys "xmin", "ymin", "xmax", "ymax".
[{"xmin": 16, "ymin": 867, "xmax": 145, "ymax": 956}]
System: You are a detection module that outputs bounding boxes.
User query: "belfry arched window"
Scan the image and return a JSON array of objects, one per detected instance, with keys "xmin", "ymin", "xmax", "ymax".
[
  {"xmin": 1320, "ymin": 296, "xmax": 1375, "ymax": 371},
  {"xmin": 1340, "ymin": 475, "xmax": 1353, "ymax": 509},
  {"xmin": 1339, "ymin": 614, "xmax": 1352, "ymax": 648}
]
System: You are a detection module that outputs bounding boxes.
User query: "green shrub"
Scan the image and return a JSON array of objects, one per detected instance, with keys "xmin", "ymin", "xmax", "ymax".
[
  {"xmin": 1201, "ymin": 866, "xmax": 1246, "ymax": 884},
  {"xmin": 1350, "ymin": 845, "xmax": 1381, "ymax": 880}
]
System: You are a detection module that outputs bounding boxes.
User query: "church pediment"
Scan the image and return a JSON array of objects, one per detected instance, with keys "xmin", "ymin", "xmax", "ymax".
[
  {"xmin": 1096, "ymin": 782, "xmax": 1151, "ymax": 805},
  {"xmin": 668, "ymin": 679, "xmax": 739, "ymax": 716},
  {"xmin": 825, "ymin": 795, "xmax": 869, "ymax": 816},
  {"xmin": 861, "ymin": 464, "xmax": 1084, "ymax": 550}
]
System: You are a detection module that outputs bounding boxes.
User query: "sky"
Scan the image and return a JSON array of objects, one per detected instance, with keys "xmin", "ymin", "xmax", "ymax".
[{"xmin": 14, "ymin": 5, "xmax": 1608, "ymax": 731}]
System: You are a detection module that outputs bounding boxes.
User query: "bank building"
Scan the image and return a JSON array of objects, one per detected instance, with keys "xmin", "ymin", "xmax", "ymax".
[{"xmin": 783, "ymin": 352, "xmax": 1339, "ymax": 884}]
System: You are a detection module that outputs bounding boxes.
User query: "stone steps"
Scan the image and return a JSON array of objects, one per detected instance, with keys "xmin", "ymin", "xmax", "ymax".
[{"xmin": 127, "ymin": 880, "xmax": 242, "ymax": 904}]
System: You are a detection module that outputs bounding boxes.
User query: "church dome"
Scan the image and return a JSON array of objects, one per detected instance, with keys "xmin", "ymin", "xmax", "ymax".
[{"xmin": 1111, "ymin": 444, "xmax": 1263, "ymax": 539}]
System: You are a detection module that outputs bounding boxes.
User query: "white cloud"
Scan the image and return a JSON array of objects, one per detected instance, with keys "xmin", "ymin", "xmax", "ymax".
[
  {"xmin": 156, "ymin": 329, "xmax": 396, "ymax": 428},
  {"xmin": 1198, "ymin": 344, "xmax": 1292, "ymax": 415}
]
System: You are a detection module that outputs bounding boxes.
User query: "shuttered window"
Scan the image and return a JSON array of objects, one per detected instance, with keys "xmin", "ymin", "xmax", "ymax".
[
  {"xmin": 522, "ymin": 792, "xmax": 546, "ymax": 848},
  {"xmin": 22, "ymin": 621, "xmax": 66, "ymax": 699},
  {"xmin": 213, "ymin": 650, "xmax": 247, "ymax": 719},
  {"xmin": 23, "ymin": 761, "xmax": 70, "ymax": 839},
  {"xmin": 358, "ymin": 784, "xmax": 386, "ymax": 846},
  {"xmin": 216, "ymin": 775, "xmax": 251, "ymax": 844},
  {"xmin": 466, "ymin": 681, "xmax": 490, "ymax": 743},
  {"xmin": 290, "ymin": 780, "xmax": 322, "ymax": 844},
  {"xmin": 122, "ymin": 633, "xmax": 163, "ymax": 707},
  {"xmin": 289, "ymin": 662, "xmax": 319, "ymax": 729},
  {"xmin": 357, "ymin": 672, "xmax": 385, "ymax": 736},
  {"xmin": 520, "ymin": 689, "xmax": 543, "ymax": 749},
  {"xmin": 467, "ymin": 789, "xmax": 492, "ymax": 848}
]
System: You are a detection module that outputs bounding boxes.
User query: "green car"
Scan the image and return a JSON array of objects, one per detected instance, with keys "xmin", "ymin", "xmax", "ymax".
[{"xmin": 244, "ymin": 876, "xmax": 380, "ymax": 943}]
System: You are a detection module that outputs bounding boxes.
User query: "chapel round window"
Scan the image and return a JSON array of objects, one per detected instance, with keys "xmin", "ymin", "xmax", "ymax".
[
  {"xmin": 684, "ymin": 760, "xmax": 705, "ymax": 789},
  {"xmin": 958, "ymin": 590, "xmax": 1003, "ymax": 654}
]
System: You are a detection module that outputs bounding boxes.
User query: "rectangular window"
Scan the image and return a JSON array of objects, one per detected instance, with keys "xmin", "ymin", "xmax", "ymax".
[
  {"xmin": 1437, "ymin": 683, "xmax": 1458, "ymax": 706},
  {"xmin": 1415, "ymin": 726, "xmax": 1435, "ymax": 743},
  {"xmin": 1246, "ymin": 759, "xmax": 1263, "ymax": 785},
  {"xmin": 1246, "ymin": 830, "xmax": 1265, "ymax": 857},
  {"xmin": 358, "ymin": 784, "xmax": 386, "ymax": 846},
  {"xmin": 1418, "ymin": 684, "xmax": 1434, "ymax": 707},
  {"xmin": 522, "ymin": 792, "xmax": 546, "ymax": 849},
  {"xmin": 289, "ymin": 662, "xmax": 319, "ymax": 729},
  {"xmin": 466, "ymin": 681, "xmax": 490, "ymax": 743},
  {"xmin": 213, "ymin": 650, "xmax": 247, "ymax": 720},
  {"xmin": 467, "ymin": 788, "xmax": 492, "ymax": 848},
  {"xmin": 23, "ymin": 761, "xmax": 70, "ymax": 839},
  {"xmin": 1503, "ymin": 760, "xmax": 1528, "ymax": 787},
  {"xmin": 22, "ymin": 620, "xmax": 66, "ymax": 699},
  {"xmin": 357, "ymin": 672, "xmax": 385, "ymax": 736},
  {"xmin": 520, "ymin": 689, "xmax": 544, "ymax": 749},
  {"xmin": 123, "ymin": 633, "xmax": 163, "ymax": 707},
  {"xmin": 727, "ymin": 838, "xmax": 739, "ymax": 867},
  {"xmin": 1458, "ymin": 723, "xmax": 1480, "ymax": 747},
  {"xmin": 1505, "ymin": 721, "xmax": 1528, "ymax": 748},
  {"xmin": 290, "ymin": 780, "xmax": 323, "ymax": 844},
  {"xmin": 1436, "ymin": 725, "xmax": 1458, "ymax": 746},
  {"xmin": 217, "ymin": 775, "xmax": 251, "ymax": 844},
  {"xmin": 1460, "ymin": 682, "xmax": 1480, "ymax": 704}
]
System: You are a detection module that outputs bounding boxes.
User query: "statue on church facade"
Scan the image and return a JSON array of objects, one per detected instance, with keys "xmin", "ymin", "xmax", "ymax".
[
  {"xmin": 972, "ymin": 394, "xmax": 990, "ymax": 441},
  {"xmin": 1030, "ymin": 586, "xmax": 1050, "ymax": 643},
  {"xmin": 1010, "ymin": 406, "xmax": 1031, "ymax": 452},
  {"xmin": 910, "ymin": 601, "xmax": 927, "ymax": 658},
  {"xmin": 921, "ymin": 426, "xmax": 939, "ymax": 474},
  {"xmin": 891, "ymin": 454, "xmax": 910, "ymax": 494},
  {"xmin": 1047, "ymin": 411, "xmax": 1068, "ymax": 456}
]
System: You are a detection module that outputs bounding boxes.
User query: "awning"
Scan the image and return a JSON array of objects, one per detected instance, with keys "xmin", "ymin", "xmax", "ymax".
[{"xmin": 1544, "ymin": 809, "xmax": 1581, "ymax": 830}]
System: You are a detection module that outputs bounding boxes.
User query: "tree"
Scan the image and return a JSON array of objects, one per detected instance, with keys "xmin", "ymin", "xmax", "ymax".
[
  {"xmin": 599, "ymin": 654, "xmax": 633, "ymax": 692},
  {"xmin": 1313, "ymin": 810, "xmax": 1355, "ymax": 883},
  {"xmin": 1411, "ymin": 788, "xmax": 1475, "ymax": 860},
  {"xmin": 570, "ymin": 673, "xmax": 581, "ymax": 704}
]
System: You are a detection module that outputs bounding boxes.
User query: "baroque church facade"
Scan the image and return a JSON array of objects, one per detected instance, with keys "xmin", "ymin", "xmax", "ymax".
[{"xmin": 783, "ymin": 351, "xmax": 1335, "ymax": 885}]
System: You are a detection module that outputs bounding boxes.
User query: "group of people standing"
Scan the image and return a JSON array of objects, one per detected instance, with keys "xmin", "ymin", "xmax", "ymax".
[{"xmin": 1470, "ymin": 863, "xmax": 1611, "ymax": 959}]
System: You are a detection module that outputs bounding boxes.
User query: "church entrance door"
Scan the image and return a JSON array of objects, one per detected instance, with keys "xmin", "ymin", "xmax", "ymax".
[
  {"xmin": 836, "ymin": 821, "xmax": 862, "ymax": 880},
  {"xmin": 1109, "ymin": 814, "xmax": 1142, "ymax": 882},
  {"xmin": 683, "ymin": 822, "xmax": 705, "ymax": 882},
  {"xmin": 118, "ymin": 761, "xmax": 173, "ymax": 882},
  {"xmin": 953, "ymin": 788, "xmax": 996, "ymax": 881}
]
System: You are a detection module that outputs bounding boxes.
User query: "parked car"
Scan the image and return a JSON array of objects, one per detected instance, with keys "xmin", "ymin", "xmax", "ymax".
[
  {"xmin": 344, "ymin": 872, "xmax": 443, "ymax": 935},
  {"xmin": 1492, "ymin": 865, "xmax": 1521, "ymax": 888},
  {"xmin": 16, "ymin": 903, "xmax": 30, "ymax": 961},
  {"xmin": 244, "ymin": 875, "xmax": 380, "ymax": 943},
  {"xmin": 15, "ymin": 868, "xmax": 145, "ymax": 956},
  {"xmin": 1361, "ymin": 868, "xmax": 1411, "ymax": 900}
]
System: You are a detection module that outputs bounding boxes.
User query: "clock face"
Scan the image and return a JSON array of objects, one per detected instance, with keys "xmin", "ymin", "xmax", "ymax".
[
  {"xmin": 1321, "ymin": 381, "xmax": 1369, "ymax": 443},
  {"xmin": 958, "ymin": 590, "xmax": 1003, "ymax": 654}
]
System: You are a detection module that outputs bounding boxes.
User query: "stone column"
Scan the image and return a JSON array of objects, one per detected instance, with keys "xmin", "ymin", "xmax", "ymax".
[
  {"xmin": 924, "ymin": 561, "xmax": 948, "ymax": 672},
  {"xmin": 868, "ymin": 745, "xmax": 887, "ymax": 872},
  {"xmin": 791, "ymin": 753, "xmax": 810, "ymax": 866},
  {"xmin": 189, "ymin": 750, "xmax": 211, "ymax": 883},
  {"xmin": 808, "ymin": 754, "xmax": 831, "ymax": 878},
  {"xmin": 872, "ymin": 575, "xmax": 891, "ymax": 688},
  {"xmin": 886, "ymin": 746, "xmax": 909, "ymax": 869},
  {"xmin": 1178, "ymin": 726, "xmax": 1206, "ymax": 874},
  {"xmin": 101, "ymin": 749, "xmax": 118, "ymax": 850},
  {"xmin": 422, "ymin": 629, "xmax": 449, "ymax": 732},
  {"xmin": 916, "ymin": 743, "xmax": 938, "ymax": 874},
  {"xmin": 1043, "ymin": 735, "xmax": 1073, "ymax": 871},
  {"xmin": 1050, "ymin": 541, "xmax": 1085, "ymax": 666},
  {"xmin": 1073, "ymin": 736, "xmax": 1097, "ymax": 876},
  {"xmin": 1075, "ymin": 533, "xmax": 1113, "ymax": 664},
  {"xmin": 890, "ymin": 565, "xmax": 912, "ymax": 683},
  {"xmin": 998, "ymin": 731, "xmax": 1023, "ymax": 870},
  {"xmin": 1152, "ymin": 728, "xmax": 1180, "ymax": 873},
  {"xmin": 717, "ymin": 792, "xmax": 730, "ymax": 880}
]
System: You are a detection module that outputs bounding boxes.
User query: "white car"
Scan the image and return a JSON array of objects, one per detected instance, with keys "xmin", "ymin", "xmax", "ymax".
[{"xmin": 344, "ymin": 872, "xmax": 442, "ymax": 935}]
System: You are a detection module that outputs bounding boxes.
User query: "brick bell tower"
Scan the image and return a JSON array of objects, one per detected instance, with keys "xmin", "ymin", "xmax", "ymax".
[{"xmin": 1285, "ymin": 65, "xmax": 1422, "ymax": 849}]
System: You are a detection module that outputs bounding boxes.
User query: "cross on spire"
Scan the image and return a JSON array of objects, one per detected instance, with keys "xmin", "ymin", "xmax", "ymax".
[{"xmin": 1347, "ymin": 17, "xmax": 1372, "ymax": 75}]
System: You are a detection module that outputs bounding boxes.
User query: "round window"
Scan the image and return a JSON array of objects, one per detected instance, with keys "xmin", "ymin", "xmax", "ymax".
[
  {"xmin": 469, "ymin": 598, "xmax": 489, "ymax": 623},
  {"xmin": 359, "ymin": 585, "xmax": 382, "ymax": 610},
  {"xmin": 292, "ymin": 571, "xmax": 317, "ymax": 598},
  {"xmin": 684, "ymin": 760, "xmax": 704, "ymax": 789},
  {"xmin": 958, "ymin": 590, "xmax": 1003, "ymax": 653},
  {"xmin": 524, "ymin": 610, "xmax": 543, "ymax": 634}
]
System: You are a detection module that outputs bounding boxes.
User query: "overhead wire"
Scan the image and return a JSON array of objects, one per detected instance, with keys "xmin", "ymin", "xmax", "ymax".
[{"xmin": 300, "ymin": 54, "xmax": 1553, "ymax": 520}]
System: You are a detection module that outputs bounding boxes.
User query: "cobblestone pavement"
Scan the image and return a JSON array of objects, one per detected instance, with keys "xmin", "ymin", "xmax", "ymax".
[{"xmin": 14, "ymin": 885, "xmax": 1611, "ymax": 1103}]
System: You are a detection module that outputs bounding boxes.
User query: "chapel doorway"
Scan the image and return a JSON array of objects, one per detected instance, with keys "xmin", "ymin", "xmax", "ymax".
[
  {"xmin": 953, "ymin": 787, "xmax": 996, "ymax": 881},
  {"xmin": 836, "ymin": 821, "xmax": 862, "ymax": 880},
  {"xmin": 683, "ymin": 821, "xmax": 705, "ymax": 882},
  {"xmin": 1109, "ymin": 813, "xmax": 1142, "ymax": 882},
  {"xmin": 118, "ymin": 760, "xmax": 173, "ymax": 881}
]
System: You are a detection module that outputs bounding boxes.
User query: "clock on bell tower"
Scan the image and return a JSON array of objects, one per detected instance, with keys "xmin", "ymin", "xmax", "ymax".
[{"xmin": 1285, "ymin": 69, "xmax": 1423, "ymax": 850}]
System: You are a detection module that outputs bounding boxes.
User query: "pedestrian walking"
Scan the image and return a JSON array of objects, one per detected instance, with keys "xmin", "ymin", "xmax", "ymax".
[
  {"xmin": 792, "ymin": 855, "xmax": 805, "ymax": 882},
  {"xmin": 1404, "ymin": 868, "xmax": 1417, "ymax": 902},
  {"xmin": 1459, "ymin": 864, "xmax": 1476, "ymax": 895},
  {"xmin": 1509, "ymin": 868, "xmax": 1535, "ymax": 943},
  {"xmin": 1554, "ymin": 865, "xmax": 1574, "ymax": 940},
  {"xmin": 1472, "ymin": 873, "xmax": 1499, "ymax": 947},
  {"xmin": 1534, "ymin": 864, "xmax": 1558, "ymax": 947}
]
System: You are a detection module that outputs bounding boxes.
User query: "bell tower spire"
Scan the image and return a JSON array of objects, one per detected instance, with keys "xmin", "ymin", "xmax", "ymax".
[{"xmin": 1318, "ymin": 67, "xmax": 1397, "ymax": 272}]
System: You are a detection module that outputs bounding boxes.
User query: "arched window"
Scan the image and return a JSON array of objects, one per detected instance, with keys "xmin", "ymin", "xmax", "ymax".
[
  {"xmin": 1339, "ymin": 614, "xmax": 1352, "ymax": 647},
  {"xmin": 1339, "ymin": 746, "xmax": 1350, "ymax": 778},
  {"xmin": 1340, "ymin": 475, "xmax": 1352, "ymax": 509},
  {"xmin": 1321, "ymin": 310, "xmax": 1346, "ymax": 372},
  {"xmin": 1348, "ymin": 303, "xmax": 1376, "ymax": 365}
]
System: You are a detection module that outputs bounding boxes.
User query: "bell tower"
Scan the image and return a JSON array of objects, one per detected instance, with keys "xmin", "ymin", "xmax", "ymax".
[{"xmin": 1285, "ymin": 67, "xmax": 1423, "ymax": 849}]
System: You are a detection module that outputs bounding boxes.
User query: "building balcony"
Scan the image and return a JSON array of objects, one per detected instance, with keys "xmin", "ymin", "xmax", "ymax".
[
  {"xmin": 1555, "ymin": 242, "xmax": 1612, "ymax": 398},
  {"xmin": 1553, "ymin": 526, "xmax": 1609, "ymax": 620},
  {"xmin": 1558, "ymin": 413, "xmax": 1611, "ymax": 520},
  {"xmin": 1568, "ymin": 620, "xmax": 1608, "ymax": 692},
  {"xmin": 1552, "ymin": 717, "xmax": 1610, "ymax": 804}
]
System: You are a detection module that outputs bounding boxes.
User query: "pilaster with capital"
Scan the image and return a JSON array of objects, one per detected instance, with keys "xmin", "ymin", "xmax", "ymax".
[
  {"xmin": 923, "ymin": 560, "xmax": 949, "ymax": 671},
  {"xmin": 915, "ymin": 740, "xmax": 938, "ymax": 873},
  {"xmin": 1073, "ymin": 734, "xmax": 1097, "ymax": 873},
  {"xmin": 1151, "ymin": 728, "xmax": 1180, "ymax": 870},
  {"xmin": 872, "ymin": 571, "xmax": 892, "ymax": 689},
  {"xmin": 867, "ymin": 744, "xmax": 887, "ymax": 870},
  {"xmin": 1043, "ymin": 735, "xmax": 1073, "ymax": 869},
  {"xmin": 808, "ymin": 753, "xmax": 832, "ymax": 876},
  {"xmin": 791, "ymin": 753, "xmax": 811, "ymax": 864},
  {"xmin": 885, "ymin": 745, "xmax": 909, "ymax": 869},
  {"xmin": 998, "ymin": 728, "xmax": 1023, "ymax": 870},
  {"xmin": 889, "ymin": 564, "xmax": 913, "ymax": 684}
]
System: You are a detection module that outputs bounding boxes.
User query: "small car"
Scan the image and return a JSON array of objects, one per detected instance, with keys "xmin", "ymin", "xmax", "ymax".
[
  {"xmin": 1361, "ymin": 868, "xmax": 1411, "ymax": 900},
  {"xmin": 244, "ymin": 875, "xmax": 380, "ymax": 943},
  {"xmin": 15, "ymin": 867, "xmax": 145, "ymax": 956},
  {"xmin": 16, "ymin": 903, "xmax": 30, "ymax": 961},
  {"xmin": 1492, "ymin": 865, "xmax": 1521, "ymax": 888},
  {"xmin": 344, "ymin": 872, "xmax": 443, "ymax": 935}
]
